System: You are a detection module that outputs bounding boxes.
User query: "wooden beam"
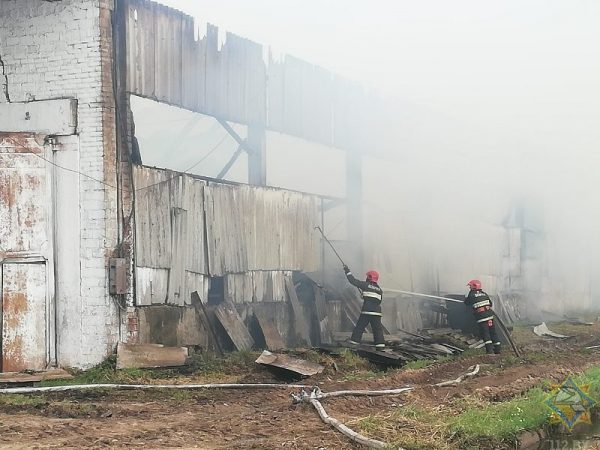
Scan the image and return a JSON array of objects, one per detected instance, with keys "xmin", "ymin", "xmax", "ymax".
[
  {"xmin": 216, "ymin": 144, "xmax": 243, "ymax": 179},
  {"xmin": 214, "ymin": 301, "xmax": 255, "ymax": 351},
  {"xmin": 216, "ymin": 118, "xmax": 252, "ymax": 154},
  {"xmin": 285, "ymin": 277, "xmax": 311, "ymax": 345},
  {"xmin": 247, "ymin": 124, "xmax": 266, "ymax": 186},
  {"xmin": 116, "ymin": 343, "xmax": 188, "ymax": 369}
]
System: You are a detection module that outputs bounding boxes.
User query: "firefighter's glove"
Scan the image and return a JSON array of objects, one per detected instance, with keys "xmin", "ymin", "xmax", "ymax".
[{"xmin": 343, "ymin": 265, "xmax": 350, "ymax": 274}]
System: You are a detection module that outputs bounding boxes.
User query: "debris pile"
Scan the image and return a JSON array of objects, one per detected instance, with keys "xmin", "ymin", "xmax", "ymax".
[{"xmin": 331, "ymin": 329, "xmax": 475, "ymax": 367}]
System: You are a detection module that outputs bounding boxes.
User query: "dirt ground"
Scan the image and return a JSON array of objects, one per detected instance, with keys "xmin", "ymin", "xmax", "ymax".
[{"xmin": 3, "ymin": 323, "xmax": 600, "ymax": 449}]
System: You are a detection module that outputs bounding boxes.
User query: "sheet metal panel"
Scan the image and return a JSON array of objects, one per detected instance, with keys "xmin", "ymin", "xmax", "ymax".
[
  {"xmin": 134, "ymin": 166, "xmax": 320, "ymax": 305},
  {"xmin": 133, "ymin": 167, "xmax": 172, "ymax": 268},
  {"xmin": 224, "ymin": 272, "xmax": 253, "ymax": 304},
  {"xmin": 127, "ymin": 1, "xmax": 156, "ymax": 97},
  {"xmin": 0, "ymin": 135, "xmax": 48, "ymax": 256},
  {"xmin": 184, "ymin": 177, "xmax": 207, "ymax": 274},
  {"xmin": 204, "ymin": 183, "xmax": 319, "ymax": 275},
  {"xmin": 125, "ymin": 0, "xmax": 266, "ymax": 126},
  {"xmin": 225, "ymin": 271, "xmax": 289, "ymax": 304},
  {"xmin": 184, "ymin": 271, "xmax": 209, "ymax": 306},
  {"xmin": 268, "ymin": 56, "xmax": 333, "ymax": 146},
  {"xmin": 332, "ymin": 76, "xmax": 367, "ymax": 152},
  {"xmin": 1, "ymin": 263, "xmax": 47, "ymax": 372},
  {"xmin": 252, "ymin": 271, "xmax": 288, "ymax": 303},
  {"xmin": 167, "ymin": 176, "xmax": 187, "ymax": 306},
  {"xmin": 134, "ymin": 167, "xmax": 208, "ymax": 305},
  {"xmin": 123, "ymin": 0, "xmax": 398, "ymax": 155},
  {"xmin": 135, "ymin": 267, "xmax": 169, "ymax": 305},
  {"xmin": 265, "ymin": 55, "xmax": 285, "ymax": 132}
]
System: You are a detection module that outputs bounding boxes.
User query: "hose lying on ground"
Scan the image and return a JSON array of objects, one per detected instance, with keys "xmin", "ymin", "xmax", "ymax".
[
  {"xmin": 0, "ymin": 366, "xmax": 478, "ymax": 449},
  {"xmin": 310, "ymin": 386, "xmax": 413, "ymax": 400},
  {"xmin": 292, "ymin": 387, "xmax": 408, "ymax": 449},
  {"xmin": 0, "ymin": 383, "xmax": 309, "ymax": 395},
  {"xmin": 434, "ymin": 364, "xmax": 480, "ymax": 387}
]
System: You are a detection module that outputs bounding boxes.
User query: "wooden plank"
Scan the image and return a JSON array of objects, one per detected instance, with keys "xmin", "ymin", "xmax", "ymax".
[
  {"xmin": 285, "ymin": 277, "xmax": 310, "ymax": 345},
  {"xmin": 135, "ymin": 267, "xmax": 169, "ymax": 305},
  {"xmin": 116, "ymin": 343, "xmax": 188, "ymax": 369},
  {"xmin": 313, "ymin": 284, "xmax": 331, "ymax": 345},
  {"xmin": 338, "ymin": 343, "xmax": 406, "ymax": 367},
  {"xmin": 255, "ymin": 350, "xmax": 324, "ymax": 377},
  {"xmin": 0, "ymin": 369, "xmax": 73, "ymax": 385},
  {"xmin": 184, "ymin": 178, "xmax": 206, "ymax": 275},
  {"xmin": 333, "ymin": 331, "xmax": 407, "ymax": 344},
  {"xmin": 167, "ymin": 176, "xmax": 187, "ymax": 305},
  {"xmin": 254, "ymin": 309, "xmax": 285, "ymax": 350},
  {"xmin": 191, "ymin": 291, "xmax": 223, "ymax": 355},
  {"xmin": 213, "ymin": 301, "xmax": 254, "ymax": 351}
]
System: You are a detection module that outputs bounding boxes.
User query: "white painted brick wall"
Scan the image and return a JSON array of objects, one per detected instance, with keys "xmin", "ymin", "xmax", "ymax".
[{"xmin": 0, "ymin": 0, "xmax": 119, "ymax": 368}]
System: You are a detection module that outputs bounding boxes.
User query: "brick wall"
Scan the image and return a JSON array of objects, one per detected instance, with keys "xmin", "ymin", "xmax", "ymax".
[{"xmin": 0, "ymin": 0, "xmax": 120, "ymax": 368}]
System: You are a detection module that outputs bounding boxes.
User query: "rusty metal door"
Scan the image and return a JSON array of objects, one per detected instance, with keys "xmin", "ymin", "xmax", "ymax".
[
  {"xmin": 0, "ymin": 134, "xmax": 52, "ymax": 372},
  {"xmin": 1, "ymin": 262, "xmax": 47, "ymax": 372}
]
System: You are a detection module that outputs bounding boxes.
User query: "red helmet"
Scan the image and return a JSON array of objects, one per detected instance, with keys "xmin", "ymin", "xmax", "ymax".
[
  {"xmin": 467, "ymin": 279, "xmax": 482, "ymax": 290},
  {"xmin": 366, "ymin": 270, "xmax": 379, "ymax": 283}
]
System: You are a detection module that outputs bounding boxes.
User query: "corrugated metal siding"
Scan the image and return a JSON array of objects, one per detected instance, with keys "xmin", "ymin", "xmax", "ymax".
[
  {"xmin": 224, "ymin": 271, "xmax": 289, "ymax": 304},
  {"xmin": 125, "ymin": 0, "xmax": 266, "ymax": 127},
  {"xmin": 224, "ymin": 272, "xmax": 253, "ymax": 304},
  {"xmin": 133, "ymin": 167, "xmax": 319, "ymax": 306},
  {"xmin": 122, "ymin": 0, "xmax": 399, "ymax": 156},
  {"xmin": 134, "ymin": 167, "xmax": 209, "ymax": 306},
  {"xmin": 205, "ymin": 183, "xmax": 319, "ymax": 275}
]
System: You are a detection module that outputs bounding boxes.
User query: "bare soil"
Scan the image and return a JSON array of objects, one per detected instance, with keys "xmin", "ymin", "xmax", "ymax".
[{"xmin": 2, "ymin": 323, "xmax": 600, "ymax": 449}]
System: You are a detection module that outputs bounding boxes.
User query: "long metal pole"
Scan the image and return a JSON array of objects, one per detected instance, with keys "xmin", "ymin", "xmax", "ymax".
[{"xmin": 315, "ymin": 226, "xmax": 347, "ymax": 267}]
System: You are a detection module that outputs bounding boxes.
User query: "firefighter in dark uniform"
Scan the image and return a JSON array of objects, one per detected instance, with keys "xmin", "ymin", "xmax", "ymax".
[
  {"xmin": 464, "ymin": 279, "xmax": 501, "ymax": 354},
  {"xmin": 343, "ymin": 265, "xmax": 385, "ymax": 349}
]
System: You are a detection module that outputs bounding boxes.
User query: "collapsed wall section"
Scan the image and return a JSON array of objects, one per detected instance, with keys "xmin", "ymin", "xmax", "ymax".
[{"xmin": 131, "ymin": 166, "xmax": 321, "ymax": 347}]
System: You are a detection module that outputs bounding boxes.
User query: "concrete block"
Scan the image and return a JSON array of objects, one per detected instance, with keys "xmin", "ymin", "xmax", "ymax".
[{"xmin": 0, "ymin": 99, "xmax": 77, "ymax": 135}]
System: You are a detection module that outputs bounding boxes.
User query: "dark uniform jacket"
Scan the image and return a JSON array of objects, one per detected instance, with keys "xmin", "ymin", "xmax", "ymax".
[
  {"xmin": 464, "ymin": 289, "xmax": 495, "ymax": 323},
  {"xmin": 345, "ymin": 272, "xmax": 383, "ymax": 316}
]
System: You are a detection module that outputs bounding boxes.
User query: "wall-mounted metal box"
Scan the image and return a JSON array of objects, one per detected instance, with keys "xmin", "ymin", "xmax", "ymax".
[{"xmin": 109, "ymin": 258, "xmax": 128, "ymax": 295}]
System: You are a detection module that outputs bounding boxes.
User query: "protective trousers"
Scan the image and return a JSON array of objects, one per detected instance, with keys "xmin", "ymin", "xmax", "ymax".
[
  {"xmin": 478, "ymin": 319, "xmax": 501, "ymax": 354},
  {"xmin": 351, "ymin": 313, "xmax": 385, "ymax": 349}
]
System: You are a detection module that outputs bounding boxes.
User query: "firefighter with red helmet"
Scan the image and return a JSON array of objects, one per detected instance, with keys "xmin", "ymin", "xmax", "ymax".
[
  {"xmin": 343, "ymin": 265, "xmax": 385, "ymax": 349},
  {"xmin": 464, "ymin": 279, "xmax": 501, "ymax": 354}
]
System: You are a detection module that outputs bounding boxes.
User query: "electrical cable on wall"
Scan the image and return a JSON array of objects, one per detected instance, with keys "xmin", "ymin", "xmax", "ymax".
[{"xmin": 3, "ymin": 130, "xmax": 230, "ymax": 194}]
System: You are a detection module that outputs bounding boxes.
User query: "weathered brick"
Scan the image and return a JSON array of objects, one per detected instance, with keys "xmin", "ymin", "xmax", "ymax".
[{"xmin": 0, "ymin": 0, "xmax": 119, "ymax": 369}]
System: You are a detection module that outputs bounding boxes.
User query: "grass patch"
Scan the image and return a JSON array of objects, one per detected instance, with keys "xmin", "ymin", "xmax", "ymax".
[
  {"xmin": 403, "ymin": 359, "xmax": 437, "ymax": 370},
  {"xmin": 354, "ymin": 363, "xmax": 600, "ymax": 449},
  {"xmin": 0, "ymin": 394, "xmax": 46, "ymax": 406},
  {"xmin": 342, "ymin": 370, "xmax": 380, "ymax": 382},
  {"xmin": 449, "ymin": 388, "xmax": 549, "ymax": 445},
  {"xmin": 39, "ymin": 350, "xmax": 262, "ymax": 387},
  {"xmin": 334, "ymin": 348, "xmax": 384, "ymax": 381}
]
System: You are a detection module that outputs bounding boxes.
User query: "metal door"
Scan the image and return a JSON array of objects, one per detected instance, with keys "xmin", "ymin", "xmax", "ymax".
[
  {"xmin": 0, "ymin": 134, "xmax": 52, "ymax": 372},
  {"xmin": 1, "ymin": 262, "xmax": 47, "ymax": 371}
]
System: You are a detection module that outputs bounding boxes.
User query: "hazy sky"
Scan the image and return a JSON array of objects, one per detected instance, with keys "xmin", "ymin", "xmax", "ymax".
[{"xmin": 135, "ymin": 1, "xmax": 600, "ymax": 303}]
